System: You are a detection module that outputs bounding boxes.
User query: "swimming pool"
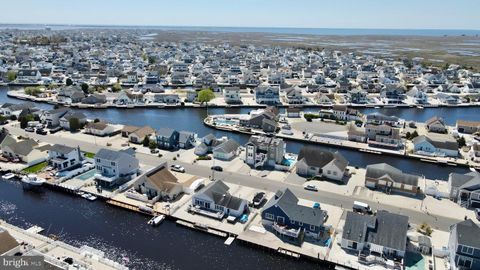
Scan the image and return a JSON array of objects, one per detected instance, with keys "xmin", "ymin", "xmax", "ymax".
[{"xmin": 75, "ymin": 170, "xmax": 96, "ymax": 180}]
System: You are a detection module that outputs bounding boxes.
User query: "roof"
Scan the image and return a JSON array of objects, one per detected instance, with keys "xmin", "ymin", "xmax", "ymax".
[
  {"xmin": 122, "ymin": 125, "xmax": 141, "ymax": 133},
  {"xmin": 213, "ymin": 139, "xmax": 239, "ymax": 154},
  {"xmin": 61, "ymin": 111, "xmax": 86, "ymax": 121},
  {"xmin": 157, "ymin": 127, "xmax": 177, "ymax": 138},
  {"xmin": 366, "ymin": 163, "xmax": 419, "ymax": 186},
  {"xmin": 0, "ymin": 229, "xmax": 19, "ymax": 255},
  {"xmin": 179, "ymin": 131, "xmax": 194, "ymax": 143},
  {"xmin": 413, "ymin": 134, "xmax": 458, "ymax": 151},
  {"xmin": 198, "ymin": 180, "xmax": 244, "ymax": 210},
  {"xmin": 456, "ymin": 120, "xmax": 480, "ymax": 128},
  {"xmin": 131, "ymin": 126, "xmax": 155, "ymax": 138},
  {"xmin": 142, "ymin": 164, "xmax": 180, "ymax": 193},
  {"xmin": 49, "ymin": 144, "xmax": 76, "ymax": 155},
  {"xmin": 449, "ymin": 171, "xmax": 480, "ymax": 191},
  {"xmin": 453, "ymin": 219, "xmax": 480, "ymax": 249},
  {"xmin": 85, "ymin": 121, "xmax": 109, "ymax": 130},
  {"xmin": 425, "ymin": 116, "xmax": 445, "ymax": 127},
  {"xmin": 95, "ymin": 148, "xmax": 134, "ymax": 161},
  {"xmin": 298, "ymin": 146, "xmax": 348, "ymax": 171},
  {"xmin": 263, "ymin": 188, "xmax": 326, "ymax": 226},
  {"xmin": 342, "ymin": 211, "xmax": 376, "ymax": 243},
  {"xmin": 5, "ymin": 139, "xmax": 38, "ymax": 156}
]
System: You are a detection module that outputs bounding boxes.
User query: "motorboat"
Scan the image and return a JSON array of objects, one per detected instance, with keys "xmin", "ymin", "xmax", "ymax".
[
  {"xmin": 2, "ymin": 173, "xmax": 16, "ymax": 180},
  {"xmin": 21, "ymin": 174, "xmax": 46, "ymax": 189},
  {"xmin": 147, "ymin": 215, "xmax": 165, "ymax": 226}
]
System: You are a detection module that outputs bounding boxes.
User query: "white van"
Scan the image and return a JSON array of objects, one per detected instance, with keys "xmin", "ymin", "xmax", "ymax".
[{"xmin": 353, "ymin": 201, "xmax": 372, "ymax": 214}]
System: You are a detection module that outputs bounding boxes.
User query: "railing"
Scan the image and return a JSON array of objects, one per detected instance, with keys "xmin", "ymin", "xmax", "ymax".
[{"xmin": 272, "ymin": 222, "xmax": 301, "ymax": 238}]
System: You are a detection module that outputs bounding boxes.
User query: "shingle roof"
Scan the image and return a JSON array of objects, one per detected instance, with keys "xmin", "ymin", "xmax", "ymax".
[
  {"xmin": 157, "ymin": 127, "xmax": 177, "ymax": 138},
  {"xmin": 298, "ymin": 146, "xmax": 348, "ymax": 171},
  {"xmin": 50, "ymin": 144, "xmax": 76, "ymax": 155},
  {"xmin": 454, "ymin": 219, "xmax": 480, "ymax": 248},
  {"xmin": 366, "ymin": 163, "xmax": 419, "ymax": 186},
  {"xmin": 213, "ymin": 139, "xmax": 239, "ymax": 154},
  {"xmin": 263, "ymin": 188, "xmax": 326, "ymax": 226},
  {"xmin": 6, "ymin": 139, "xmax": 38, "ymax": 156},
  {"xmin": 449, "ymin": 171, "xmax": 480, "ymax": 191},
  {"xmin": 198, "ymin": 180, "xmax": 244, "ymax": 210},
  {"xmin": 143, "ymin": 164, "xmax": 180, "ymax": 193},
  {"xmin": 0, "ymin": 229, "xmax": 19, "ymax": 255}
]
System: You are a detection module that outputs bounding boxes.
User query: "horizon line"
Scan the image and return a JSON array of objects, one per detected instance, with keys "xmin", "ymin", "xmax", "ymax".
[{"xmin": 1, "ymin": 22, "xmax": 479, "ymax": 32}]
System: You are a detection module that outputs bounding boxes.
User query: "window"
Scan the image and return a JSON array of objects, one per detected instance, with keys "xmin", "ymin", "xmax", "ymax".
[
  {"xmin": 310, "ymin": 225, "xmax": 316, "ymax": 231},
  {"xmin": 333, "ymin": 171, "xmax": 337, "ymax": 176},
  {"xmin": 461, "ymin": 245, "xmax": 474, "ymax": 255},
  {"xmin": 265, "ymin": 213, "xmax": 274, "ymax": 220},
  {"xmin": 291, "ymin": 220, "xmax": 295, "ymax": 225},
  {"xmin": 458, "ymin": 256, "xmax": 472, "ymax": 268},
  {"xmin": 276, "ymin": 216, "xmax": 285, "ymax": 224},
  {"xmin": 298, "ymin": 222, "xmax": 303, "ymax": 226},
  {"xmin": 111, "ymin": 162, "xmax": 116, "ymax": 166},
  {"xmin": 327, "ymin": 170, "xmax": 331, "ymax": 175}
]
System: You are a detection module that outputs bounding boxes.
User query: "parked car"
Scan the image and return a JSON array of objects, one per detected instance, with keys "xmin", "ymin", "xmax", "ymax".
[
  {"xmin": 36, "ymin": 128, "xmax": 47, "ymax": 135},
  {"xmin": 211, "ymin": 165, "xmax": 223, "ymax": 172},
  {"xmin": 353, "ymin": 201, "xmax": 373, "ymax": 214},
  {"xmin": 170, "ymin": 164, "xmax": 185, "ymax": 173},
  {"xmin": 304, "ymin": 184, "xmax": 318, "ymax": 192},
  {"xmin": 25, "ymin": 127, "xmax": 35, "ymax": 132},
  {"xmin": 475, "ymin": 208, "xmax": 480, "ymax": 221},
  {"xmin": 251, "ymin": 192, "xmax": 266, "ymax": 208},
  {"xmin": 150, "ymin": 148, "xmax": 159, "ymax": 154}
]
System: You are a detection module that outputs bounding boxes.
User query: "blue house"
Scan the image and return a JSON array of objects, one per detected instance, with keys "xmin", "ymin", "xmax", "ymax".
[
  {"xmin": 261, "ymin": 188, "xmax": 329, "ymax": 242},
  {"xmin": 448, "ymin": 219, "xmax": 480, "ymax": 270},
  {"xmin": 156, "ymin": 128, "xmax": 179, "ymax": 150}
]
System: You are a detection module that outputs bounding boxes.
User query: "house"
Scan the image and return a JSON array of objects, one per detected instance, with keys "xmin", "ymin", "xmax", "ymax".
[
  {"xmin": 283, "ymin": 87, "xmax": 305, "ymax": 104},
  {"xmin": 412, "ymin": 134, "xmax": 458, "ymax": 157},
  {"xmin": 121, "ymin": 125, "xmax": 140, "ymax": 138},
  {"xmin": 286, "ymin": 107, "xmax": 301, "ymax": 118},
  {"xmin": 348, "ymin": 89, "xmax": 368, "ymax": 104},
  {"xmin": 255, "ymin": 86, "xmax": 280, "ymax": 105},
  {"xmin": 84, "ymin": 121, "xmax": 118, "ymax": 137},
  {"xmin": 223, "ymin": 87, "xmax": 242, "ymax": 104},
  {"xmin": 456, "ymin": 120, "xmax": 480, "ymax": 134},
  {"xmin": 48, "ymin": 144, "xmax": 83, "ymax": 171},
  {"xmin": 296, "ymin": 146, "xmax": 349, "ymax": 182},
  {"xmin": 365, "ymin": 124, "xmax": 402, "ymax": 149},
  {"xmin": 425, "ymin": 116, "xmax": 447, "ymax": 133},
  {"xmin": 192, "ymin": 180, "xmax": 248, "ymax": 218},
  {"xmin": 128, "ymin": 126, "xmax": 155, "ymax": 144},
  {"xmin": 448, "ymin": 171, "xmax": 480, "ymax": 208},
  {"xmin": 0, "ymin": 102, "xmax": 36, "ymax": 118},
  {"xmin": 178, "ymin": 131, "xmax": 196, "ymax": 149},
  {"xmin": 156, "ymin": 128, "xmax": 179, "ymax": 150},
  {"xmin": 194, "ymin": 134, "xmax": 227, "ymax": 156},
  {"xmin": 245, "ymin": 135, "xmax": 285, "ymax": 168},
  {"xmin": 57, "ymin": 86, "xmax": 85, "ymax": 104},
  {"xmin": 16, "ymin": 69, "xmax": 41, "ymax": 83},
  {"xmin": 365, "ymin": 163, "xmax": 420, "ymax": 195},
  {"xmin": 366, "ymin": 113, "xmax": 399, "ymax": 126},
  {"xmin": 1, "ymin": 139, "xmax": 48, "ymax": 165},
  {"xmin": 42, "ymin": 107, "xmax": 69, "ymax": 128},
  {"xmin": 406, "ymin": 87, "xmax": 428, "ymax": 104},
  {"xmin": 134, "ymin": 163, "xmax": 184, "ymax": 202},
  {"xmin": 0, "ymin": 229, "xmax": 20, "ymax": 256},
  {"xmin": 436, "ymin": 92, "xmax": 459, "ymax": 105},
  {"xmin": 380, "ymin": 86, "xmax": 405, "ymax": 104},
  {"xmin": 94, "ymin": 148, "xmax": 140, "ymax": 189},
  {"xmin": 59, "ymin": 111, "xmax": 87, "ymax": 131},
  {"xmin": 347, "ymin": 122, "xmax": 367, "ymax": 142},
  {"xmin": 261, "ymin": 188, "xmax": 329, "ymax": 241},
  {"xmin": 448, "ymin": 219, "xmax": 480, "ymax": 270},
  {"xmin": 212, "ymin": 139, "xmax": 240, "ymax": 160},
  {"xmin": 341, "ymin": 211, "xmax": 409, "ymax": 265},
  {"xmin": 82, "ymin": 94, "xmax": 107, "ymax": 104}
]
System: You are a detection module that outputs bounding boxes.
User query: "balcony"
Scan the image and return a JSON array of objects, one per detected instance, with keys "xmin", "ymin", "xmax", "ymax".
[{"xmin": 272, "ymin": 222, "xmax": 301, "ymax": 238}]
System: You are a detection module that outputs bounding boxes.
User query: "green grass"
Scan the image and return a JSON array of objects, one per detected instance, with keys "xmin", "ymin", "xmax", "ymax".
[
  {"xmin": 22, "ymin": 161, "xmax": 48, "ymax": 174},
  {"xmin": 83, "ymin": 152, "xmax": 95, "ymax": 158}
]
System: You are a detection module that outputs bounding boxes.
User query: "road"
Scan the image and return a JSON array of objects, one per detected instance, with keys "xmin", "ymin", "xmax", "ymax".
[{"xmin": 6, "ymin": 125, "xmax": 462, "ymax": 231}]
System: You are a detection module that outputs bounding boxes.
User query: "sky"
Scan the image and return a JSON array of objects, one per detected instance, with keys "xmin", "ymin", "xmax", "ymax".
[{"xmin": 1, "ymin": 0, "xmax": 479, "ymax": 30}]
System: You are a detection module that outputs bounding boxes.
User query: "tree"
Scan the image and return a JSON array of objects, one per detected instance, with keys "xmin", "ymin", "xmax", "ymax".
[
  {"xmin": 197, "ymin": 89, "xmax": 215, "ymax": 105},
  {"xmin": 457, "ymin": 136, "xmax": 466, "ymax": 148},
  {"xmin": 19, "ymin": 114, "xmax": 34, "ymax": 129},
  {"xmin": 149, "ymin": 140, "xmax": 157, "ymax": 150},
  {"xmin": 111, "ymin": 83, "xmax": 122, "ymax": 92},
  {"xmin": 93, "ymin": 118, "xmax": 100, "ymax": 123},
  {"xmin": 405, "ymin": 132, "xmax": 411, "ymax": 140},
  {"xmin": 66, "ymin": 78, "xmax": 73, "ymax": 86},
  {"xmin": 69, "ymin": 117, "xmax": 80, "ymax": 132},
  {"xmin": 142, "ymin": 135, "xmax": 150, "ymax": 147},
  {"xmin": 81, "ymin": 83, "xmax": 89, "ymax": 94},
  {"xmin": 148, "ymin": 56, "xmax": 156, "ymax": 65},
  {"xmin": 411, "ymin": 130, "xmax": 419, "ymax": 139},
  {"xmin": 6, "ymin": 71, "xmax": 17, "ymax": 82}
]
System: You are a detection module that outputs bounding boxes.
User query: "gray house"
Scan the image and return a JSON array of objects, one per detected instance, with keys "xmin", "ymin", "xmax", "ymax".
[
  {"xmin": 448, "ymin": 172, "xmax": 480, "ymax": 208},
  {"xmin": 178, "ymin": 131, "xmax": 196, "ymax": 149},
  {"xmin": 42, "ymin": 107, "xmax": 70, "ymax": 128},
  {"xmin": 94, "ymin": 148, "xmax": 140, "ymax": 189},
  {"xmin": 245, "ymin": 135, "xmax": 285, "ymax": 168},
  {"xmin": 341, "ymin": 210, "xmax": 409, "ymax": 267},
  {"xmin": 296, "ymin": 146, "xmax": 349, "ymax": 182},
  {"xmin": 448, "ymin": 219, "xmax": 480, "ymax": 270},
  {"xmin": 156, "ymin": 128, "xmax": 179, "ymax": 150}
]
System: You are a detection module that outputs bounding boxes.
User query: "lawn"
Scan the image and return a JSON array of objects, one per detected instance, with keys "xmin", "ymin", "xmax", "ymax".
[
  {"xmin": 22, "ymin": 161, "xmax": 48, "ymax": 174},
  {"xmin": 83, "ymin": 152, "xmax": 95, "ymax": 158}
]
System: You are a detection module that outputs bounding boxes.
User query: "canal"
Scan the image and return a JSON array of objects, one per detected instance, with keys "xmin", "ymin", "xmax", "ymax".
[
  {"xmin": 0, "ymin": 178, "xmax": 324, "ymax": 270},
  {"xmin": 0, "ymin": 87, "xmax": 473, "ymax": 180}
]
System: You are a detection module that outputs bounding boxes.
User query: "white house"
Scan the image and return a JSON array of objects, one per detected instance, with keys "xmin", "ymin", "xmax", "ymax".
[
  {"xmin": 94, "ymin": 148, "xmax": 139, "ymax": 189},
  {"xmin": 223, "ymin": 87, "xmax": 242, "ymax": 104},
  {"xmin": 296, "ymin": 146, "xmax": 349, "ymax": 182},
  {"xmin": 48, "ymin": 144, "xmax": 83, "ymax": 171}
]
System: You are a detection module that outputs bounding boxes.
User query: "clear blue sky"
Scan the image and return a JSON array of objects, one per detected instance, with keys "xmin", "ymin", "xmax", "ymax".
[{"xmin": 2, "ymin": 0, "xmax": 479, "ymax": 29}]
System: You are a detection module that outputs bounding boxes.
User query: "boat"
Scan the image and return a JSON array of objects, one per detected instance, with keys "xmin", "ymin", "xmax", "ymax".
[
  {"xmin": 147, "ymin": 215, "xmax": 165, "ymax": 226},
  {"xmin": 417, "ymin": 105, "xmax": 424, "ymax": 109},
  {"xmin": 21, "ymin": 174, "xmax": 46, "ymax": 189},
  {"xmin": 2, "ymin": 173, "xmax": 16, "ymax": 180},
  {"xmin": 86, "ymin": 194, "xmax": 97, "ymax": 201}
]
